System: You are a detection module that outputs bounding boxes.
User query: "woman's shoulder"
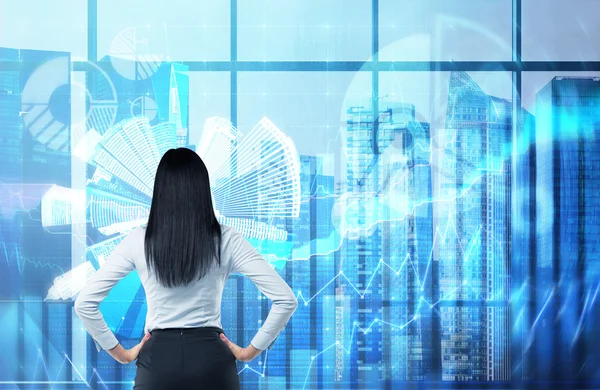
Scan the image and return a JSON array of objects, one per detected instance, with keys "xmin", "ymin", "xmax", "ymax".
[
  {"xmin": 219, "ymin": 223, "xmax": 236, "ymax": 238},
  {"xmin": 219, "ymin": 224, "xmax": 246, "ymax": 249},
  {"xmin": 126, "ymin": 225, "xmax": 146, "ymax": 243}
]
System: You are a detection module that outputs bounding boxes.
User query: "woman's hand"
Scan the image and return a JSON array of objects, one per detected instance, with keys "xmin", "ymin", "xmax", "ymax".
[
  {"xmin": 219, "ymin": 333, "xmax": 262, "ymax": 362},
  {"xmin": 108, "ymin": 332, "xmax": 151, "ymax": 364}
]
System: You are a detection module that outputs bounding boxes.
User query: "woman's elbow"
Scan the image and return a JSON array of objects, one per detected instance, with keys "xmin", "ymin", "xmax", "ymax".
[
  {"xmin": 74, "ymin": 294, "xmax": 92, "ymax": 317},
  {"xmin": 275, "ymin": 293, "xmax": 298, "ymax": 313},
  {"xmin": 287, "ymin": 294, "xmax": 299, "ymax": 312}
]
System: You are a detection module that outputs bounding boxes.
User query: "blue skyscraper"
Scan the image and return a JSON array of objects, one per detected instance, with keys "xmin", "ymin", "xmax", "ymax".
[
  {"xmin": 282, "ymin": 155, "xmax": 337, "ymax": 388},
  {"xmin": 345, "ymin": 106, "xmax": 383, "ymax": 385},
  {"xmin": 440, "ymin": 71, "xmax": 512, "ymax": 381},
  {"xmin": 345, "ymin": 104, "xmax": 434, "ymax": 383},
  {"xmin": 533, "ymin": 76, "xmax": 600, "ymax": 382},
  {"xmin": 371, "ymin": 105, "xmax": 435, "ymax": 382}
]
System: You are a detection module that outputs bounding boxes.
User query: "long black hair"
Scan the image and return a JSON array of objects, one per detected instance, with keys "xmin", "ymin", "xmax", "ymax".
[{"xmin": 144, "ymin": 148, "xmax": 222, "ymax": 287}]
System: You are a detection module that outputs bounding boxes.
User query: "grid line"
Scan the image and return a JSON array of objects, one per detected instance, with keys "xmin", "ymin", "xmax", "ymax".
[
  {"xmin": 77, "ymin": 0, "xmax": 599, "ymax": 386},
  {"xmin": 2, "ymin": 61, "xmax": 598, "ymax": 72}
]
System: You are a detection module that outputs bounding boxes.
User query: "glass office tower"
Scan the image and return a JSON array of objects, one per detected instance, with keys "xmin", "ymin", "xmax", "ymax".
[
  {"xmin": 532, "ymin": 76, "xmax": 600, "ymax": 382},
  {"xmin": 439, "ymin": 71, "xmax": 511, "ymax": 381},
  {"xmin": 345, "ymin": 104, "xmax": 434, "ymax": 382}
]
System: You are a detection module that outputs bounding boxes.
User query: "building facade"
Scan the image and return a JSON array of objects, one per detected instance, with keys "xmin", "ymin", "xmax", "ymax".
[
  {"xmin": 533, "ymin": 76, "xmax": 600, "ymax": 382},
  {"xmin": 439, "ymin": 71, "xmax": 512, "ymax": 381}
]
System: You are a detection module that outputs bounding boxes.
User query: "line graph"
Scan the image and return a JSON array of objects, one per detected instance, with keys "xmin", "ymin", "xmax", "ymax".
[
  {"xmin": 3, "ymin": 273, "xmax": 597, "ymax": 390},
  {"xmin": 1, "ymin": 240, "xmax": 67, "ymax": 275},
  {"xmin": 282, "ymin": 158, "xmax": 505, "ymax": 266},
  {"xmin": 243, "ymin": 210, "xmax": 499, "ymax": 387}
]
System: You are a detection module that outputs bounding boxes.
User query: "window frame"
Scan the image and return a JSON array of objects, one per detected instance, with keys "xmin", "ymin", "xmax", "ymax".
[{"xmin": 0, "ymin": 0, "xmax": 586, "ymax": 387}]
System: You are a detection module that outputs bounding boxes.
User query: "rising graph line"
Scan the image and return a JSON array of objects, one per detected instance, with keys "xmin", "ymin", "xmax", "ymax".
[
  {"xmin": 236, "ymin": 215, "xmax": 495, "ymax": 387},
  {"xmin": 295, "ymin": 213, "xmax": 481, "ymax": 305},
  {"xmin": 280, "ymin": 170, "xmax": 494, "ymax": 265},
  {"xmin": 295, "ymin": 281, "xmax": 472, "ymax": 389}
]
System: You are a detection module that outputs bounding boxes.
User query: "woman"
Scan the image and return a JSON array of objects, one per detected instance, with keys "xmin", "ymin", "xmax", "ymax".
[{"xmin": 74, "ymin": 148, "xmax": 298, "ymax": 389}]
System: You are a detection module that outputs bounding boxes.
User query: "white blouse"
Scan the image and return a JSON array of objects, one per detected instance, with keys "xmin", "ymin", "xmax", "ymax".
[{"xmin": 74, "ymin": 224, "xmax": 298, "ymax": 352}]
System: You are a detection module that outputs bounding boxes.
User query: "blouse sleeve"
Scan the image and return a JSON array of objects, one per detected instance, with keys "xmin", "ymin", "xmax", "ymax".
[
  {"xmin": 228, "ymin": 228, "xmax": 298, "ymax": 350},
  {"xmin": 74, "ymin": 229, "xmax": 138, "ymax": 352}
]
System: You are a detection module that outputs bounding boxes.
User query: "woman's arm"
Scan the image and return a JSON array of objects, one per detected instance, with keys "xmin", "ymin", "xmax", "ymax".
[
  {"xmin": 106, "ymin": 334, "xmax": 150, "ymax": 364},
  {"xmin": 227, "ymin": 228, "xmax": 299, "ymax": 352},
  {"xmin": 74, "ymin": 228, "xmax": 145, "ymax": 363}
]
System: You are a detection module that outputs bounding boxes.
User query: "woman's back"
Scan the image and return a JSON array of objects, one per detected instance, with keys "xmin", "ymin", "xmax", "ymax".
[
  {"xmin": 74, "ymin": 148, "xmax": 298, "ymax": 389},
  {"xmin": 136, "ymin": 224, "xmax": 233, "ymax": 333},
  {"xmin": 75, "ymin": 222, "xmax": 297, "ymax": 389},
  {"xmin": 130, "ymin": 223, "xmax": 297, "ymax": 348}
]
